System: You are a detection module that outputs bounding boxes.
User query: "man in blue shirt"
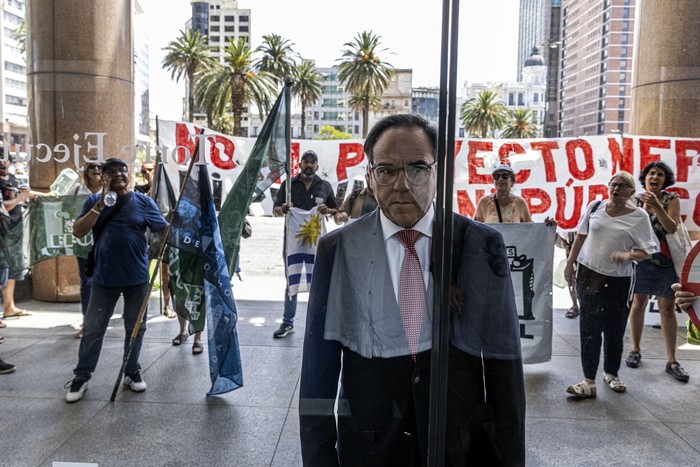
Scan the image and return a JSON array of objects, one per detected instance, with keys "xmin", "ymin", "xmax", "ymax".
[{"xmin": 65, "ymin": 158, "xmax": 168, "ymax": 403}]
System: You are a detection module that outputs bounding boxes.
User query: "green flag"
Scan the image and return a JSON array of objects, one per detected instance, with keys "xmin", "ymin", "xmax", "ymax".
[
  {"xmin": 218, "ymin": 84, "xmax": 289, "ymax": 274},
  {"xmin": 0, "ymin": 209, "xmax": 29, "ymax": 273},
  {"xmin": 28, "ymin": 195, "xmax": 92, "ymax": 265}
]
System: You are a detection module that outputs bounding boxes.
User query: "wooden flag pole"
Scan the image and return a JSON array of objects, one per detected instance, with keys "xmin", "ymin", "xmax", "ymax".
[{"xmin": 109, "ymin": 128, "xmax": 205, "ymax": 402}]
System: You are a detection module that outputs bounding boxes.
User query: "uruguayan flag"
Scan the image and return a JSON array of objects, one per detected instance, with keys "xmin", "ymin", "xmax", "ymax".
[{"xmin": 285, "ymin": 206, "xmax": 326, "ymax": 297}]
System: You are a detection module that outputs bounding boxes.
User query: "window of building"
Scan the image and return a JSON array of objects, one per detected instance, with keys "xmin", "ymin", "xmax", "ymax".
[
  {"xmin": 5, "ymin": 95, "xmax": 26, "ymax": 106},
  {"xmin": 623, "ymin": 7, "xmax": 630, "ymax": 18},
  {"xmin": 508, "ymin": 93, "xmax": 515, "ymax": 105},
  {"xmin": 533, "ymin": 93, "xmax": 539, "ymax": 103},
  {"xmin": 210, "ymin": 15, "xmax": 219, "ymax": 21},
  {"xmin": 314, "ymin": 125, "xmax": 319, "ymax": 133},
  {"xmin": 210, "ymin": 25, "xmax": 219, "ymax": 31},
  {"xmin": 518, "ymin": 93, "xmax": 524, "ymax": 106},
  {"xmin": 621, "ymin": 47, "xmax": 628, "ymax": 57},
  {"xmin": 225, "ymin": 15, "xmax": 234, "ymax": 22},
  {"xmin": 620, "ymin": 72, "xmax": 626, "ymax": 82},
  {"xmin": 224, "ymin": 26, "xmax": 234, "ymax": 32},
  {"xmin": 210, "ymin": 36, "xmax": 219, "ymax": 42},
  {"xmin": 618, "ymin": 98, "xmax": 625, "ymax": 107},
  {"xmin": 239, "ymin": 26, "xmax": 249, "ymax": 32},
  {"xmin": 5, "ymin": 78, "xmax": 24, "ymax": 89},
  {"xmin": 3, "ymin": 11, "xmax": 21, "ymax": 25},
  {"xmin": 355, "ymin": 125, "xmax": 360, "ymax": 134},
  {"xmin": 459, "ymin": 128, "xmax": 465, "ymax": 138},
  {"xmin": 622, "ymin": 34, "xmax": 628, "ymax": 44},
  {"xmin": 239, "ymin": 15, "xmax": 249, "ymax": 22},
  {"xmin": 314, "ymin": 111, "xmax": 319, "ymax": 119},
  {"xmin": 404, "ymin": 100, "xmax": 409, "ymax": 107},
  {"xmin": 623, "ymin": 21, "xmax": 629, "ymax": 31},
  {"xmin": 6, "ymin": 0, "xmax": 24, "ymax": 10},
  {"xmin": 620, "ymin": 60, "xmax": 627, "ymax": 69},
  {"xmin": 618, "ymin": 110, "xmax": 625, "ymax": 121},
  {"xmin": 4, "ymin": 61, "xmax": 25, "ymax": 74}
]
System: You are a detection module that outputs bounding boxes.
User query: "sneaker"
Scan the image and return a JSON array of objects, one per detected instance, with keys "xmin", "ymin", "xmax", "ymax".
[
  {"xmin": 0, "ymin": 358, "xmax": 16, "ymax": 374},
  {"xmin": 625, "ymin": 350, "xmax": 641, "ymax": 368},
  {"xmin": 124, "ymin": 372, "xmax": 147, "ymax": 392},
  {"xmin": 666, "ymin": 362, "xmax": 690, "ymax": 382},
  {"xmin": 273, "ymin": 324, "xmax": 294, "ymax": 338},
  {"xmin": 65, "ymin": 377, "xmax": 89, "ymax": 403}
]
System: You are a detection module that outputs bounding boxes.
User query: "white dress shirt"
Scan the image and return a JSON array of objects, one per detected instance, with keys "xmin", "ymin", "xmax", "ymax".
[{"xmin": 380, "ymin": 205, "xmax": 434, "ymax": 304}]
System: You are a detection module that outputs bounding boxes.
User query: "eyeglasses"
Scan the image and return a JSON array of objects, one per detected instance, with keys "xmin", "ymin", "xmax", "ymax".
[
  {"xmin": 86, "ymin": 164, "xmax": 100, "ymax": 171},
  {"xmin": 493, "ymin": 173, "xmax": 513, "ymax": 181},
  {"xmin": 608, "ymin": 183, "xmax": 632, "ymax": 190},
  {"xmin": 104, "ymin": 166, "xmax": 128, "ymax": 175},
  {"xmin": 371, "ymin": 161, "xmax": 436, "ymax": 186}
]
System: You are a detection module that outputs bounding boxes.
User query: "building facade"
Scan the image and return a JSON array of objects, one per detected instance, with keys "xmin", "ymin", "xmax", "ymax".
[
  {"xmin": 412, "ymin": 86, "xmax": 439, "ymax": 126},
  {"xmin": 1, "ymin": 0, "xmax": 28, "ymax": 148},
  {"xmin": 305, "ymin": 66, "xmax": 362, "ymax": 139},
  {"xmin": 134, "ymin": 0, "xmax": 150, "ymax": 145},
  {"xmin": 368, "ymin": 69, "xmax": 413, "ymax": 131},
  {"xmin": 558, "ymin": 0, "xmax": 636, "ymax": 137}
]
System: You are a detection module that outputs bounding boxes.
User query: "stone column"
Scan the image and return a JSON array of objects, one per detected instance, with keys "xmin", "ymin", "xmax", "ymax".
[
  {"xmin": 26, "ymin": 0, "xmax": 133, "ymax": 301},
  {"xmin": 630, "ymin": 0, "xmax": 700, "ymax": 137}
]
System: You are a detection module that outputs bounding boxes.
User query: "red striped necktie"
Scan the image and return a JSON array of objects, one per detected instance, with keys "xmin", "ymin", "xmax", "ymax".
[{"xmin": 395, "ymin": 229, "xmax": 425, "ymax": 360}]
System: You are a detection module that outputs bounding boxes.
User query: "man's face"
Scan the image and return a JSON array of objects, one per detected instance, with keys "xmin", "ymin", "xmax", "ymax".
[
  {"xmin": 102, "ymin": 165, "xmax": 130, "ymax": 191},
  {"xmin": 0, "ymin": 159, "xmax": 8, "ymax": 176},
  {"xmin": 299, "ymin": 157, "xmax": 318, "ymax": 179},
  {"xmin": 372, "ymin": 127, "xmax": 436, "ymax": 228}
]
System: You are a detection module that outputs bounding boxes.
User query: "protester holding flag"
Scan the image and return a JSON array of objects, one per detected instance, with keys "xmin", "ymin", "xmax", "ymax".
[
  {"xmin": 272, "ymin": 150, "xmax": 338, "ymax": 339},
  {"xmin": 65, "ymin": 158, "xmax": 168, "ymax": 403},
  {"xmin": 564, "ymin": 171, "xmax": 658, "ymax": 398},
  {"xmin": 626, "ymin": 162, "xmax": 689, "ymax": 382},
  {"xmin": 72, "ymin": 162, "xmax": 103, "ymax": 339}
]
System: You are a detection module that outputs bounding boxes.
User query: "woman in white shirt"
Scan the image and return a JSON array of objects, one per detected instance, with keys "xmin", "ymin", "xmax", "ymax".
[{"xmin": 563, "ymin": 171, "xmax": 658, "ymax": 398}]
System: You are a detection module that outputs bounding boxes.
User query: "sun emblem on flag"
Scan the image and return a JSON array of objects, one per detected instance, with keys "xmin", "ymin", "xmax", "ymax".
[{"xmin": 295, "ymin": 213, "xmax": 322, "ymax": 247}]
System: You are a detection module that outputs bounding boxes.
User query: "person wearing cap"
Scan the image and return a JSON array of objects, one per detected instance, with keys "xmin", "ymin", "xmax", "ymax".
[
  {"xmin": 65, "ymin": 158, "xmax": 168, "ymax": 403},
  {"xmin": 475, "ymin": 164, "xmax": 533, "ymax": 223},
  {"xmin": 272, "ymin": 150, "xmax": 338, "ymax": 338},
  {"xmin": 134, "ymin": 162, "xmax": 155, "ymax": 195}
]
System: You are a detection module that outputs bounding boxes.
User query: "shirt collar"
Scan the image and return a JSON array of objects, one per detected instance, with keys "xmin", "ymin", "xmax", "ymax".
[{"xmin": 380, "ymin": 204, "xmax": 435, "ymax": 241}]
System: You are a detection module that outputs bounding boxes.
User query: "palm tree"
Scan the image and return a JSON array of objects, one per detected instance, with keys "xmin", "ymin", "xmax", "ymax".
[
  {"xmin": 255, "ymin": 34, "xmax": 297, "ymax": 82},
  {"xmin": 501, "ymin": 108, "xmax": 541, "ymax": 139},
  {"xmin": 162, "ymin": 29, "xmax": 215, "ymax": 122},
  {"xmin": 337, "ymin": 31, "xmax": 394, "ymax": 137},
  {"xmin": 292, "ymin": 61, "xmax": 323, "ymax": 139},
  {"xmin": 195, "ymin": 38, "xmax": 278, "ymax": 137},
  {"xmin": 460, "ymin": 90, "xmax": 508, "ymax": 138}
]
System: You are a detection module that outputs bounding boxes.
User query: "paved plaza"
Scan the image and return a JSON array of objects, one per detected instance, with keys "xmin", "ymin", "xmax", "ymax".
[{"xmin": 0, "ymin": 216, "xmax": 698, "ymax": 466}]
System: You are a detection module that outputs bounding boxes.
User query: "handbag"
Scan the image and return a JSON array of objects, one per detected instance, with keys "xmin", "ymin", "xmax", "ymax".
[
  {"xmin": 666, "ymin": 222, "xmax": 692, "ymax": 277},
  {"xmin": 83, "ymin": 192, "xmax": 133, "ymax": 277}
]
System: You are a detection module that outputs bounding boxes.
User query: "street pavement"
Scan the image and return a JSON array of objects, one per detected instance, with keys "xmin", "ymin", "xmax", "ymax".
[{"xmin": 0, "ymin": 216, "xmax": 698, "ymax": 466}]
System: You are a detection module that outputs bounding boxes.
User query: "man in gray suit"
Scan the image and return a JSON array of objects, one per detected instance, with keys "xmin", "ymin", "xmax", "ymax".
[{"xmin": 299, "ymin": 114, "xmax": 525, "ymax": 466}]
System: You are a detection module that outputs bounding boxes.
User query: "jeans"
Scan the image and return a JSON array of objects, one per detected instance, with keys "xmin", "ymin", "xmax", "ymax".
[
  {"xmin": 576, "ymin": 264, "xmax": 632, "ymax": 380},
  {"xmin": 75, "ymin": 257, "xmax": 91, "ymax": 316},
  {"xmin": 282, "ymin": 286, "xmax": 297, "ymax": 326},
  {"xmin": 74, "ymin": 282, "xmax": 149, "ymax": 379}
]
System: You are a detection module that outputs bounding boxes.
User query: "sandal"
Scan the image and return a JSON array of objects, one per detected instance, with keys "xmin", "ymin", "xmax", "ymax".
[
  {"xmin": 192, "ymin": 342, "xmax": 204, "ymax": 355},
  {"xmin": 3, "ymin": 309, "xmax": 31, "ymax": 319},
  {"xmin": 566, "ymin": 380, "xmax": 596, "ymax": 398},
  {"xmin": 565, "ymin": 307, "xmax": 579, "ymax": 319},
  {"xmin": 666, "ymin": 362, "xmax": 690, "ymax": 382},
  {"xmin": 172, "ymin": 333, "xmax": 189, "ymax": 346},
  {"xmin": 625, "ymin": 351, "xmax": 641, "ymax": 368},
  {"xmin": 0, "ymin": 320, "xmax": 5, "ymax": 329},
  {"xmin": 0, "ymin": 335, "xmax": 4, "ymax": 344},
  {"xmin": 164, "ymin": 307, "xmax": 176, "ymax": 319},
  {"xmin": 604, "ymin": 373, "xmax": 626, "ymax": 393}
]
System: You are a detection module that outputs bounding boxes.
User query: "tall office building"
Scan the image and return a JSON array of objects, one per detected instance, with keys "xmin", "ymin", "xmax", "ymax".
[
  {"xmin": 191, "ymin": 0, "xmax": 251, "ymax": 63},
  {"xmin": 305, "ymin": 66, "xmax": 362, "ymax": 139},
  {"xmin": 558, "ymin": 0, "xmax": 636, "ymax": 137},
  {"xmin": 134, "ymin": 0, "xmax": 150, "ymax": 145},
  {"xmin": 0, "ymin": 0, "xmax": 28, "ymax": 147},
  {"xmin": 517, "ymin": 0, "xmax": 562, "ymax": 137}
]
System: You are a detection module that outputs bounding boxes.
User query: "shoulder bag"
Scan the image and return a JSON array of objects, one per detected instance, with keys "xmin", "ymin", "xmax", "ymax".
[{"xmin": 83, "ymin": 192, "xmax": 133, "ymax": 277}]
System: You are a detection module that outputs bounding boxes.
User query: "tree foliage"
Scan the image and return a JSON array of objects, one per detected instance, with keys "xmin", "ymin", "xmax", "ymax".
[
  {"xmin": 337, "ymin": 31, "xmax": 394, "ymax": 137},
  {"xmin": 501, "ymin": 108, "xmax": 540, "ymax": 139},
  {"xmin": 195, "ymin": 38, "xmax": 278, "ymax": 137},
  {"xmin": 292, "ymin": 60, "xmax": 323, "ymax": 139},
  {"xmin": 460, "ymin": 90, "xmax": 508, "ymax": 138},
  {"xmin": 315, "ymin": 125, "xmax": 352, "ymax": 140},
  {"xmin": 255, "ymin": 34, "xmax": 297, "ymax": 82},
  {"xmin": 162, "ymin": 29, "xmax": 215, "ymax": 122}
]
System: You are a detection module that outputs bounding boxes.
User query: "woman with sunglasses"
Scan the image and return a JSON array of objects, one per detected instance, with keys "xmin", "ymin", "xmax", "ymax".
[
  {"xmin": 73, "ymin": 163, "xmax": 103, "ymax": 338},
  {"xmin": 563, "ymin": 171, "xmax": 658, "ymax": 398},
  {"xmin": 475, "ymin": 165, "xmax": 533, "ymax": 223},
  {"xmin": 626, "ymin": 162, "xmax": 689, "ymax": 382}
]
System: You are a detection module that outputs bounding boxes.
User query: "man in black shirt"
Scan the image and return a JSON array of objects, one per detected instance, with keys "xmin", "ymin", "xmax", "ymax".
[{"xmin": 272, "ymin": 150, "xmax": 338, "ymax": 338}]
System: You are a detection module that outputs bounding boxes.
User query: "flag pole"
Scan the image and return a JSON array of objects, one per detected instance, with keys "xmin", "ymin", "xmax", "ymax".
[
  {"xmin": 109, "ymin": 127, "xmax": 205, "ymax": 402},
  {"xmin": 284, "ymin": 78, "xmax": 293, "ymax": 207},
  {"xmin": 428, "ymin": 0, "xmax": 460, "ymax": 464}
]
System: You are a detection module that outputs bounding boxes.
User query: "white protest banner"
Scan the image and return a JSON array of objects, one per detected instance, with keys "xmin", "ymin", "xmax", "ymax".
[
  {"xmin": 157, "ymin": 121, "xmax": 700, "ymax": 228},
  {"xmin": 491, "ymin": 223, "xmax": 556, "ymax": 364}
]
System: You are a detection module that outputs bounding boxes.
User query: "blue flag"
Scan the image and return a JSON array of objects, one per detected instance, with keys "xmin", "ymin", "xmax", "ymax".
[{"xmin": 168, "ymin": 162, "xmax": 243, "ymax": 395}]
